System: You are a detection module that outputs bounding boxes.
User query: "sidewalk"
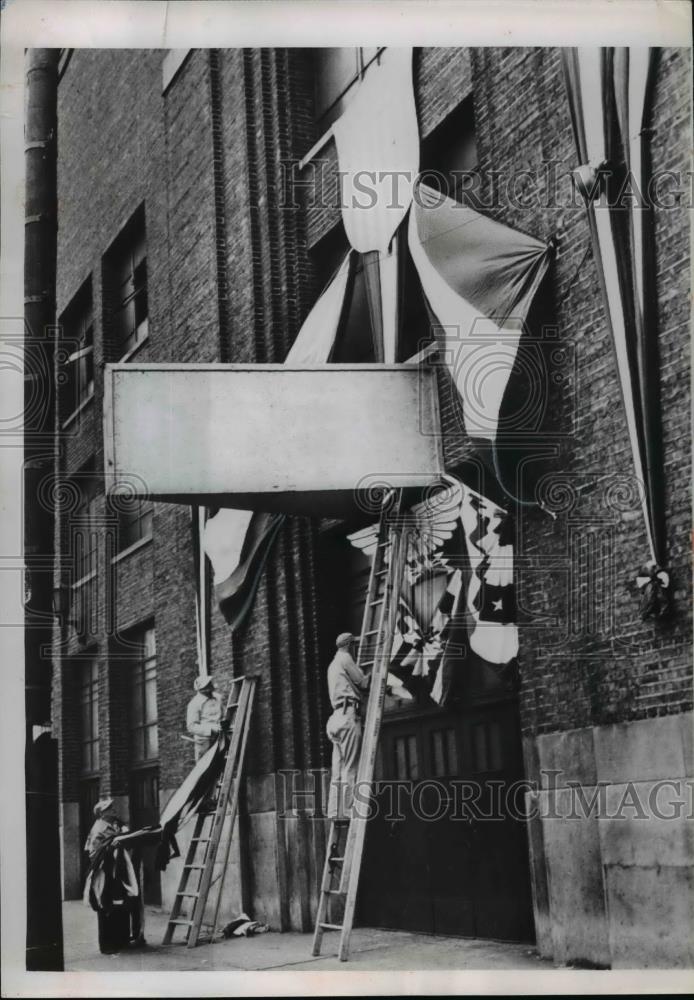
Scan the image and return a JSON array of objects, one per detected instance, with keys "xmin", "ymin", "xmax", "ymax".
[{"xmin": 63, "ymin": 901, "xmax": 554, "ymax": 972}]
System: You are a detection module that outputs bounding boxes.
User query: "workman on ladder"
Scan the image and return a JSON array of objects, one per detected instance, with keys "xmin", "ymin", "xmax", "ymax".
[
  {"xmin": 326, "ymin": 632, "xmax": 371, "ymax": 819},
  {"xmin": 186, "ymin": 674, "xmax": 224, "ymax": 759}
]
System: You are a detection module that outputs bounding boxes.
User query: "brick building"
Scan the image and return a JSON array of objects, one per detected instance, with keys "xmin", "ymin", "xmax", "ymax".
[{"xmin": 51, "ymin": 46, "xmax": 691, "ymax": 967}]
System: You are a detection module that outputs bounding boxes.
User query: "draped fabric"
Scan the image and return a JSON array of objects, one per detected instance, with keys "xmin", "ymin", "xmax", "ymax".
[
  {"xmin": 561, "ymin": 47, "xmax": 662, "ymax": 564},
  {"xmin": 350, "ymin": 477, "xmax": 518, "ymax": 707},
  {"xmin": 332, "ymin": 48, "xmax": 419, "ymax": 255},
  {"xmin": 408, "ymin": 182, "xmax": 551, "ymax": 444},
  {"xmin": 111, "ymin": 736, "xmax": 229, "ymax": 872},
  {"xmin": 204, "ymin": 255, "xmax": 352, "ymax": 629},
  {"xmin": 333, "ymin": 48, "xmax": 417, "ymax": 362}
]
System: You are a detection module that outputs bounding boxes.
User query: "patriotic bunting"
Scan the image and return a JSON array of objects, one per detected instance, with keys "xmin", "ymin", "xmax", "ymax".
[
  {"xmin": 349, "ymin": 478, "xmax": 518, "ymax": 707},
  {"xmin": 561, "ymin": 47, "xmax": 664, "ymax": 570}
]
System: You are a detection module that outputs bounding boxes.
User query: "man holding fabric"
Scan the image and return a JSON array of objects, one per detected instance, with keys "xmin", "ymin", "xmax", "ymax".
[{"xmin": 326, "ymin": 632, "xmax": 371, "ymax": 819}]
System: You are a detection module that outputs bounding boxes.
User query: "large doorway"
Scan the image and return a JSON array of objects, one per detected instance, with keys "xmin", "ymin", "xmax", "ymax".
[
  {"xmin": 357, "ymin": 699, "xmax": 535, "ymax": 940},
  {"xmin": 319, "ymin": 523, "xmax": 535, "ymax": 943}
]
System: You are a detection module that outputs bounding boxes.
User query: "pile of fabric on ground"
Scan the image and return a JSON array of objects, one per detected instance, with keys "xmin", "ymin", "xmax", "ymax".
[{"xmin": 220, "ymin": 913, "xmax": 270, "ymax": 938}]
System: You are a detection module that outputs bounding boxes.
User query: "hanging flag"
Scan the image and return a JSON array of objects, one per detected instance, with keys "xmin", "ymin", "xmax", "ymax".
[
  {"xmin": 349, "ymin": 477, "xmax": 518, "ymax": 706},
  {"xmin": 332, "ymin": 48, "xmax": 419, "ymax": 255},
  {"xmin": 204, "ymin": 255, "xmax": 352, "ymax": 629},
  {"xmin": 459, "ymin": 484, "xmax": 518, "ymax": 665},
  {"xmin": 561, "ymin": 47, "xmax": 663, "ymax": 569},
  {"xmin": 408, "ymin": 182, "xmax": 551, "ymax": 445}
]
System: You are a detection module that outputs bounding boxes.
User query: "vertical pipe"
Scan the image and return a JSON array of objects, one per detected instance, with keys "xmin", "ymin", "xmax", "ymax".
[{"xmin": 24, "ymin": 47, "xmax": 64, "ymax": 971}]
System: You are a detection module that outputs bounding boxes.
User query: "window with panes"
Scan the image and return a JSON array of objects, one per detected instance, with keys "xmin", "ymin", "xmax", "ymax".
[
  {"xmin": 107, "ymin": 210, "xmax": 149, "ymax": 360},
  {"xmin": 61, "ymin": 281, "xmax": 94, "ymax": 419},
  {"xmin": 313, "ymin": 47, "xmax": 384, "ymax": 131},
  {"xmin": 79, "ymin": 660, "xmax": 99, "ymax": 774},
  {"xmin": 129, "ymin": 626, "xmax": 158, "ymax": 764},
  {"xmin": 71, "ymin": 461, "xmax": 99, "ymax": 638},
  {"xmin": 117, "ymin": 499, "xmax": 153, "ymax": 552}
]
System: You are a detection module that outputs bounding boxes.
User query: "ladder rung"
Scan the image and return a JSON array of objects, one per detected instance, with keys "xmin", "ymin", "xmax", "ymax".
[
  {"xmin": 184, "ymin": 863, "xmax": 206, "ymax": 870},
  {"xmin": 324, "ymin": 889, "xmax": 344, "ymax": 896},
  {"xmin": 368, "ymin": 598, "xmax": 385, "ymax": 606},
  {"xmin": 168, "ymin": 918, "xmax": 194, "ymax": 926},
  {"xmin": 364, "ymin": 628, "xmax": 381, "ymax": 637},
  {"xmin": 176, "ymin": 890, "xmax": 201, "ymax": 898},
  {"xmin": 374, "ymin": 568, "xmax": 389, "ymax": 577},
  {"xmin": 190, "ymin": 836, "xmax": 211, "ymax": 843},
  {"xmin": 329, "ymin": 855, "xmax": 345, "ymax": 863},
  {"xmin": 319, "ymin": 922, "xmax": 343, "ymax": 931}
]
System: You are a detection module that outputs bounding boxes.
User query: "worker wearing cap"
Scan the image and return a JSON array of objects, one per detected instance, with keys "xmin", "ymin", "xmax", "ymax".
[
  {"xmin": 84, "ymin": 798, "xmax": 126, "ymax": 858},
  {"xmin": 326, "ymin": 632, "xmax": 371, "ymax": 819},
  {"xmin": 186, "ymin": 674, "xmax": 224, "ymax": 760}
]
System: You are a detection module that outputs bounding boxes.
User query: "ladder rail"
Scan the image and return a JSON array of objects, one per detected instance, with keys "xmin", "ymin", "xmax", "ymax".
[
  {"xmin": 187, "ymin": 678, "xmax": 253, "ymax": 947},
  {"xmin": 312, "ymin": 490, "xmax": 410, "ymax": 963},
  {"xmin": 209, "ymin": 678, "xmax": 257, "ymax": 942},
  {"xmin": 163, "ymin": 674, "xmax": 256, "ymax": 949},
  {"xmin": 339, "ymin": 523, "xmax": 409, "ymax": 892}
]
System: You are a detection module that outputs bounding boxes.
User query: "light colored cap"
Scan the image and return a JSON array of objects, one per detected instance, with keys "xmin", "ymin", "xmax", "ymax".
[
  {"xmin": 336, "ymin": 632, "xmax": 356, "ymax": 649},
  {"xmin": 194, "ymin": 674, "xmax": 215, "ymax": 692},
  {"xmin": 94, "ymin": 797, "xmax": 114, "ymax": 817}
]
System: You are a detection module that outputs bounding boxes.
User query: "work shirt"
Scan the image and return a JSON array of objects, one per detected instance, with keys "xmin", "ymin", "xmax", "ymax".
[
  {"xmin": 327, "ymin": 648, "xmax": 369, "ymax": 709},
  {"xmin": 186, "ymin": 691, "xmax": 224, "ymax": 740}
]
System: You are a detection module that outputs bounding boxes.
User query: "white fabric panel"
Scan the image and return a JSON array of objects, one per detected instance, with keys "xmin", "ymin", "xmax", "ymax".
[
  {"xmin": 332, "ymin": 48, "xmax": 419, "ymax": 253},
  {"xmin": 203, "ymin": 254, "xmax": 352, "ymax": 584},
  {"xmin": 459, "ymin": 485, "xmax": 518, "ymax": 665},
  {"xmin": 577, "ymin": 47, "xmax": 607, "ymax": 165},
  {"xmin": 283, "ymin": 252, "xmax": 352, "ymax": 365},
  {"xmin": 408, "ymin": 208, "xmax": 522, "ymax": 442},
  {"xmin": 379, "ymin": 242, "xmax": 399, "ymax": 363}
]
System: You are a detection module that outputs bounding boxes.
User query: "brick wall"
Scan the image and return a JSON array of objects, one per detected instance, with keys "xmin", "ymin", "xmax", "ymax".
[{"xmin": 52, "ymin": 47, "xmax": 691, "ymax": 929}]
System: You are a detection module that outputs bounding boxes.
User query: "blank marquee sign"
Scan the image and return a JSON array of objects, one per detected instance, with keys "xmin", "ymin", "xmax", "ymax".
[{"xmin": 103, "ymin": 363, "xmax": 444, "ymax": 516}]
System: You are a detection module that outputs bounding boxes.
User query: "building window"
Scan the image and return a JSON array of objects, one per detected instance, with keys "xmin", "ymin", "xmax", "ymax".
[
  {"xmin": 105, "ymin": 209, "xmax": 149, "ymax": 361},
  {"xmin": 118, "ymin": 499, "xmax": 153, "ymax": 553},
  {"xmin": 129, "ymin": 626, "xmax": 158, "ymax": 764},
  {"xmin": 79, "ymin": 660, "xmax": 99, "ymax": 774},
  {"xmin": 60, "ymin": 281, "xmax": 94, "ymax": 421},
  {"xmin": 71, "ymin": 461, "xmax": 99, "ymax": 640},
  {"xmin": 419, "ymin": 95, "xmax": 478, "ymax": 204},
  {"xmin": 313, "ymin": 47, "xmax": 384, "ymax": 131}
]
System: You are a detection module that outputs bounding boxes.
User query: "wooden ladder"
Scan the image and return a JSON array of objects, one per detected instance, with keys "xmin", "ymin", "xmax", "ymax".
[
  {"xmin": 312, "ymin": 492, "xmax": 409, "ymax": 961},
  {"xmin": 163, "ymin": 674, "xmax": 257, "ymax": 948}
]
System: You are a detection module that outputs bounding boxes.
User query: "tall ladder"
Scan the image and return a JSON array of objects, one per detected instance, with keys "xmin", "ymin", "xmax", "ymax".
[
  {"xmin": 312, "ymin": 492, "xmax": 410, "ymax": 961},
  {"xmin": 163, "ymin": 674, "xmax": 257, "ymax": 948}
]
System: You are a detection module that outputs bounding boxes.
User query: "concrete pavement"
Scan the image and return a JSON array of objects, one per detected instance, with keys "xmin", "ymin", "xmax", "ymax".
[{"xmin": 63, "ymin": 900, "xmax": 554, "ymax": 972}]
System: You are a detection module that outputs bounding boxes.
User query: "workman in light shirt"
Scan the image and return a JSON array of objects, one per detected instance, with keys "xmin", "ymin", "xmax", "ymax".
[
  {"xmin": 326, "ymin": 632, "xmax": 371, "ymax": 819},
  {"xmin": 186, "ymin": 674, "xmax": 224, "ymax": 759}
]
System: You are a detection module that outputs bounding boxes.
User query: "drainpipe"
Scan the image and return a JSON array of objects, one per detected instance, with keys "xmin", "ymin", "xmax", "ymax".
[{"xmin": 24, "ymin": 47, "xmax": 63, "ymax": 972}]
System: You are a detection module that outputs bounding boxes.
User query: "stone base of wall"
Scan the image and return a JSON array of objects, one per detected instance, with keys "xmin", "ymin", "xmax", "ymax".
[{"xmin": 524, "ymin": 711, "xmax": 694, "ymax": 968}]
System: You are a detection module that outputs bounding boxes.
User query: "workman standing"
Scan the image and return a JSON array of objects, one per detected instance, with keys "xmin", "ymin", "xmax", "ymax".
[
  {"xmin": 186, "ymin": 674, "xmax": 224, "ymax": 759},
  {"xmin": 326, "ymin": 632, "xmax": 371, "ymax": 819}
]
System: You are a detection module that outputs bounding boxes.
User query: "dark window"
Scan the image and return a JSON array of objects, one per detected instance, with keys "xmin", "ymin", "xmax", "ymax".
[
  {"xmin": 71, "ymin": 461, "xmax": 99, "ymax": 640},
  {"xmin": 61, "ymin": 281, "xmax": 94, "ymax": 419},
  {"xmin": 313, "ymin": 47, "xmax": 384, "ymax": 130},
  {"xmin": 118, "ymin": 499, "xmax": 153, "ymax": 552},
  {"xmin": 129, "ymin": 626, "xmax": 158, "ymax": 764},
  {"xmin": 79, "ymin": 660, "xmax": 99, "ymax": 774},
  {"xmin": 419, "ymin": 96, "xmax": 479, "ymax": 204},
  {"xmin": 105, "ymin": 210, "xmax": 149, "ymax": 360}
]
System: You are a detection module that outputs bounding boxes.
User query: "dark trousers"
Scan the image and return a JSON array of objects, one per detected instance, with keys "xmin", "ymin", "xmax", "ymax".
[{"xmin": 97, "ymin": 904, "xmax": 131, "ymax": 954}]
